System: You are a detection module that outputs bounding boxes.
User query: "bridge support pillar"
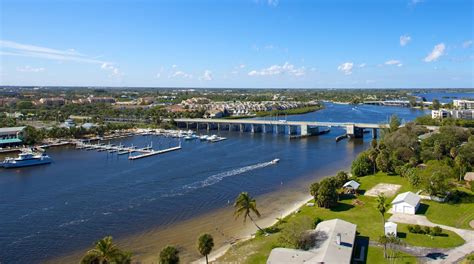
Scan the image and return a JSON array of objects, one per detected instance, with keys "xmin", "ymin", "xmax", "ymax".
[
  {"xmin": 288, "ymin": 125, "xmax": 297, "ymax": 135},
  {"xmin": 346, "ymin": 125, "xmax": 363, "ymax": 138},
  {"xmin": 240, "ymin": 124, "xmax": 245, "ymax": 132},
  {"xmin": 275, "ymin": 125, "xmax": 285, "ymax": 134},
  {"xmin": 263, "ymin": 124, "xmax": 272, "ymax": 134},
  {"xmin": 372, "ymin": 128, "xmax": 377, "ymax": 139},
  {"xmin": 300, "ymin": 125, "xmax": 308, "ymax": 136}
]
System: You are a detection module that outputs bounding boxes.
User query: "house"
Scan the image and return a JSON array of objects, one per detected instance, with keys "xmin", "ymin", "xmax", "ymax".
[
  {"xmin": 391, "ymin": 191, "xmax": 421, "ymax": 215},
  {"xmin": 0, "ymin": 126, "xmax": 25, "ymax": 148},
  {"xmin": 342, "ymin": 180, "xmax": 360, "ymax": 194},
  {"xmin": 267, "ymin": 219, "xmax": 357, "ymax": 264},
  {"xmin": 464, "ymin": 172, "xmax": 474, "ymax": 182},
  {"xmin": 384, "ymin": 222, "xmax": 397, "ymax": 236}
]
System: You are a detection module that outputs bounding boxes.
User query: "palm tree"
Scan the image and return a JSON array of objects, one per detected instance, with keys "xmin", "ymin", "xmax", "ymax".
[
  {"xmin": 368, "ymin": 149, "xmax": 378, "ymax": 175},
  {"xmin": 197, "ymin": 233, "xmax": 214, "ymax": 264},
  {"xmin": 81, "ymin": 236, "xmax": 124, "ymax": 264},
  {"xmin": 455, "ymin": 154, "xmax": 467, "ymax": 181},
  {"xmin": 233, "ymin": 192, "xmax": 264, "ymax": 232},
  {"xmin": 376, "ymin": 193, "xmax": 389, "ymax": 227},
  {"xmin": 159, "ymin": 245, "xmax": 179, "ymax": 264}
]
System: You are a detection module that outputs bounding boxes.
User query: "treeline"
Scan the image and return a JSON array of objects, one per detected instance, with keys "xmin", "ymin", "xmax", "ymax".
[
  {"xmin": 21, "ymin": 123, "xmax": 135, "ymax": 145},
  {"xmin": 351, "ymin": 115, "xmax": 474, "ymax": 196},
  {"xmin": 415, "ymin": 115, "xmax": 474, "ymax": 128}
]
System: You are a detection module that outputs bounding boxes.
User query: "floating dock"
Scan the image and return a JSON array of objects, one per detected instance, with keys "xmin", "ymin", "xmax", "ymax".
[{"xmin": 128, "ymin": 146, "xmax": 182, "ymax": 160}]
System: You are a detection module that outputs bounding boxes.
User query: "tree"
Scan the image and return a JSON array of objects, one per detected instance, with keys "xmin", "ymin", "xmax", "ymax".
[
  {"xmin": 159, "ymin": 245, "xmax": 179, "ymax": 264},
  {"xmin": 233, "ymin": 192, "xmax": 264, "ymax": 232},
  {"xmin": 197, "ymin": 234, "xmax": 214, "ymax": 264},
  {"xmin": 389, "ymin": 114, "xmax": 401, "ymax": 133},
  {"xmin": 315, "ymin": 178, "xmax": 338, "ymax": 208},
  {"xmin": 81, "ymin": 236, "xmax": 131, "ymax": 264},
  {"xmin": 335, "ymin": 171, "xmax": 349, "ymax": 187},
  {"xmin": 351, "ymin": 151, "xmax": 372, "ymax": 177},
  {"xmin": 309, "ymin": 182, "xmax": 320, "ymax": 200},
  {"xmin": 376, "ymin": 194, "xmax": 389, "ymax": 227},
  {"xmin": 368, "ymin": 149, "xmax": 379, "ymax": 175},
  {"xmin": 432, "ymin": 99, "xmax": 441, "ymax": 110},
  {"xmin": 376, "ymin": 150, "xmax": 391, "ymax": 173},
  {"xmin": 455, "ymin": 155, "xmax": 467, "ymax": 182}
]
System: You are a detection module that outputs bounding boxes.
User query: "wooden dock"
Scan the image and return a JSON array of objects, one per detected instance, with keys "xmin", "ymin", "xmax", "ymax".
[{"xmin": 128, "ymin": 146, "xmax": 182, "ymax": 160}]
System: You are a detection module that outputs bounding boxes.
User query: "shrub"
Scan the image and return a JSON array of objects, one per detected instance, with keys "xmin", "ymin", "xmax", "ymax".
[
  {"xmin": 407, "ymin": 225, "xmax": 415, "ymax": 233},
  {"xmin": 431, "ymin": 226, "xmax": 443, "ymax": 236},
  {"xmin": 423, "ymin": 226, "xmax": 431, "ymax": 235},
  {"xmin": 413, "ymin": 225, "xmax": 423, "ymax": 234},
  {"xmin": 470, "ymin": 181, "xmax": 474, "ymax": 192},
  {"xmin": 313, "ymin": 217, "xmax": 323, "ymax": 229}
]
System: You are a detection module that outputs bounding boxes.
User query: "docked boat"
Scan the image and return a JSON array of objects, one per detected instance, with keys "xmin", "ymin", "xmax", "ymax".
[
  {"xmin": 2, "ymin": 150, "xmax": 52, "ymax": 168},
  {"xmin": 199, "ymin": 135, "xmax": 209, "ymax": 141},
  {"xmin": 271, "ymin": 158, "xmax": 280, "ymax": 164}
]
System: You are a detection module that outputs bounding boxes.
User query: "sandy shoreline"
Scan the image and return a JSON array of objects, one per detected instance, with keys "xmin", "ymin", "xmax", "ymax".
[{"xmin": 46, "ymin": 167, "xmax": 350, "ymax": 264}]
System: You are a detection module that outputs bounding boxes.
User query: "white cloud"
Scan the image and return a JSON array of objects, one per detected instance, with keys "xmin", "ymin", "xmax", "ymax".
[
  {"xmin": 424, "ymin": 43, "xmax": 446, "ymax": 62},
  {"xmin": 238, "ymin": 64, "xmax": 246, "ymax": 69},
  {"xmin": 0, "ymin": 40, "xmax": 106, "ymax": 64},
  {"xmin": 400, "ymin": 35, "xmax": 411, "ymax": 46},
  {"xmin": 366, "ymin": 80, "xmax": 376, "ymax": 84},
  {"xmin": 172, "ymin": 71, "xmax": 192, "ymax": 79},
  {"xmin": 16, "ymin": 65, "xmax": 45, "ymax": 72},
  {"xmin": 248, "ymin": 62, "xmax": 305, "ymax": 77},
  {"xmin": 199, "ymin": 70, "xmax": 213, "ymax": 81},
  {"xmin": 172, "ymin": 64, "xmax": 178, "ymax": 68},
  {"xmin": 358, "ymin": 63, "xmax": 366, "ymax": 68},
  {"xmin": 101, "ymin": 63, "xmax": 122, "ymax": 77},
  {"xmin": 156, "ymin": 73, "xmax": 161, "ymax": 79},
  {"xmin": 337, "ymin": 62, "xmax": 354, "ymax": 75},
  {"xmin": 268, "ymin": 0, "xmax": 278, "ymax": 6},
  {"xmin": 385, "ymin": 60, "xmax": 403, "ymax": 67},
  {"xmin": 462, "ymin": 40, "xmax": 473, "ymax": 48}
]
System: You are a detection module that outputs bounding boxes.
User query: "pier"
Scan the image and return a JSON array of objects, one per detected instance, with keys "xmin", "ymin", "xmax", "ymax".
[
  {"xmin": 128, "ymin": 146, "xmax": 182, "ymax": 160},
  {"xmin": 75, "ymin": 141, "xmax": 182, "ymax": 160},
  {"xmin": 172, "ymin": 118, "xmax": 388, "ymax": 139}
]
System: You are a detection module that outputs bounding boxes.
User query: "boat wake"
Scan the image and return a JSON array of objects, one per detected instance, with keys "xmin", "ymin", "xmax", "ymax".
[{"xmin": 163, "ymin": 161, "xmax": 274, "ymax": 197}]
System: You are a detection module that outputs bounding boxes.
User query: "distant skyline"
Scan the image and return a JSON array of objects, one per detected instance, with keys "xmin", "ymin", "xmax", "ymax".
[{"xmin": 0, "ymin": 0, "xmax": 473, "ymax": 88}]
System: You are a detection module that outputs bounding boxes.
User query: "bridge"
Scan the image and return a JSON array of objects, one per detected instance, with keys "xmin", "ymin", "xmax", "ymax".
[{"xmin": 172, "ymin": 118, "xmax": 388, "ymax": 138}]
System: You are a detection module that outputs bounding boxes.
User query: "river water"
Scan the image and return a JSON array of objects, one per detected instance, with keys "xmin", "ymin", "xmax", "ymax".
[{"xmin": 0, "ymin": 103, "xmax": 429, "ymax": 263}]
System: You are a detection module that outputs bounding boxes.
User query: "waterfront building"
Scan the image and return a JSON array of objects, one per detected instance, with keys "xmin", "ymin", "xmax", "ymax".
[
  {"xmin": 0, "ymin": 126, "xmax": 25, "ymax": 148},
  {"xmin": 36, "ymin": 97, "xmax": 66, "ymax": 106},
  {"xmin": 267, "ymin": 219, "xmax": 357, "ymax": 264},
  {"xmin": 453, "ymin": 99, "xmax": 474, "ymax": 110},
  {"xmin": 391, "ymin": 191, "xmax": 420, "ymax": 215},
  {"xmin": 431, "ymin": 109, "xmax": 474, "ymax": 120}
]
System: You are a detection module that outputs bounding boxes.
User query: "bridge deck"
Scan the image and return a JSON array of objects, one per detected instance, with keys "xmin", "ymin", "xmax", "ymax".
[{"xmin": 173, "ymin": 118, "xmax": 387, "ymax": 129}]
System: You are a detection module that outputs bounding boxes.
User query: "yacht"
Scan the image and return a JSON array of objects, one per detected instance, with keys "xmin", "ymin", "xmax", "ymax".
[
  {"xmin": 199, "ymin": 135, "xmax": 209, "ymax": 141},
  {"xmin": 2, "ymin": 150, "xmax": 52, "ymax": 168}
]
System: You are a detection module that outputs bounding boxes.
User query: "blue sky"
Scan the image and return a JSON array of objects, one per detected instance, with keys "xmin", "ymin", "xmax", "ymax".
[{"xmin": 0, "ymin": 0, "xmax": 472, "ymax": 88}]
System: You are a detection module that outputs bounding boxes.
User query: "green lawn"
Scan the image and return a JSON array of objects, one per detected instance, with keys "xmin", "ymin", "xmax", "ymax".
[
  {"xmin": 366, "ymin": 246, "xmax": 418, "ymax": 264},
  {"xmin": 424, "ymin": 187, "xmax": 474, "ymax": 230},
  {"xmin": 218, "ymin": 173, "xmax": 467, "ymax": 263}
]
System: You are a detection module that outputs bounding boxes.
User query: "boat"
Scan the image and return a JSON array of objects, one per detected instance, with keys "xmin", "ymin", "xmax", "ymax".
[
  {"xmin": 199, "ymin": 135, "xmax": 209, "ymax": 141},
  {"xmin": 184, "ymin": 135, "xmax": 193, "ymax": 140},
  {"xmin": 207, "ymin": 135, "xmax": 218, "ymax": 141},
  {"xmin": 2, "ymin": 150, "xmax": 52, "ymax": 168},
  {"xmin": 270, "ymin": 158, "xmax": 280, "ymax": 164}
]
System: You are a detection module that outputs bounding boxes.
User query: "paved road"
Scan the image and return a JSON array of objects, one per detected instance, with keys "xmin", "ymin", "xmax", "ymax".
[{"xmin": 389, "ymin": 213, "xmax": 474, "ymax": 263}]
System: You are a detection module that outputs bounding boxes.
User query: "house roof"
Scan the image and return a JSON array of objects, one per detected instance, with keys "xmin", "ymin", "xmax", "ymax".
[
  {"xmin": 0, "ymin": 126, "xmax": 26, "ymax": 135},
  {"xmin": 384, "ymin": 221, "xmax": 397, "ymax": 228},
  {"xmin": 464, "ymin": 172, "xmax": 474, "ymax": 181},
  {"xmin": 343, "ymin": 180, "xmax": 360, "ymax": 189},
  {"xmin": 267, "ymin": 219, "xmax": 357, "ymax": 264},
  {"xmin": 391, "ymin": 191, "xmax": 420, "ymax": 207}
]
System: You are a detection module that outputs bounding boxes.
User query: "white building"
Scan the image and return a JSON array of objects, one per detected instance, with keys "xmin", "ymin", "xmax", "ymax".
[
  {"xmin": 384, "ymin": 222, "xmax": 398, "ymax": 236},
  {"xmin": 267, "ymin": 219, "xmax": 357, "ymax": 264},
  {"xmin": 454, "ymin": 99, "xmax": 474, "ymax": 110},
  {"xmin": 391, "ymin": 191, "xmax": 421, "ymax": 215},
  {"xmin": 431, "ymin": 109, "xmax": 474, "ymax": 120}
]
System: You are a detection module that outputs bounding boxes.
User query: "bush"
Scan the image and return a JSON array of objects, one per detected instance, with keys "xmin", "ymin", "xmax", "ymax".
[
  {"xmin": 423, "ymin": 226, "xmax": 431, "ymax": 235},
  {"xmin": 313, "ymin": 217, "xmax": 323, "ymax": 229},
  {"xmin": 256, "ymin": 226, "xmax": 280, "ymax": 236},
  {"xmin": 407, "ymin": 225, "xmax": 415, "ymax": 233},
  {"xmin": 470, "ymin": 181, "xmax": 474, "ymax": 192},
  {"xmin": 412, "ymin": 225, "xmax": 423, "ymax": 234},
  {"xmin": 431, "ymin": 226, "xmax": 443, "ymax": 236},
  {"xmin": 351, "ymin": 151, "xmax": 373, "ymax": 177}
]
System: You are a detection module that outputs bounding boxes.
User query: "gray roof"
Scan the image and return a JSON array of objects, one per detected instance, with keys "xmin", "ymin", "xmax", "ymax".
[
  {"xmin": 0, "ymin": 126, "xmax": 26, "ymax": 135},
  {"xmin": 267, "ymin": 219, "xmax": 357, "ymax": 264},
  {"xmin": 391, "ymin": 191, "xmax": 420, "ymax": 207},
  {"xmin": 343, "ymin": 180, "xmax": 360, "ymax": 189}
]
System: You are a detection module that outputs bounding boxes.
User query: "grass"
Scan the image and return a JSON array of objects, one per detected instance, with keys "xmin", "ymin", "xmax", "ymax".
[
  {"xmin": 423, "ymin": 186, "xmax": 474, "ymax": 230},
  {"xmin": 366, "ymin": 246, "xmax": 418, "ymax": 264},
  {"xmin": 218, "ymin": 172, "xmax": 467, "ymax": 263}
]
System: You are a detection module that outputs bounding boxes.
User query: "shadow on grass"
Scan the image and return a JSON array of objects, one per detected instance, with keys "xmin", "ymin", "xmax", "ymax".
[
  {"xmin": 330, "ymin": 202, "xmax": 355, "ymax": 212},
  {"xmin": 339, "ymin": 193, "xmax": 356, "ymax": 201},
  {"xmin": 353, "ymin": 236, "xmax": 369, "ymax": 264},
  {"xmin": 416, "ymin": 203, "xmax": 430, "ymax": 215},
  {"xmin": 397, "ymin": 232, "xmax": 407, "ymax": 239}
]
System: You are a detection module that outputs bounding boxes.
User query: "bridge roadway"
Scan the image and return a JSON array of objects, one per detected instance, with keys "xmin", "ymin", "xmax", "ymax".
[{"xmin": 172, "ymin": 118, "xmax": 389, "ymax": 138}]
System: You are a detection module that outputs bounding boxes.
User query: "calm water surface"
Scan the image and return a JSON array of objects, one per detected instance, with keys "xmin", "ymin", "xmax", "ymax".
[{"xmin": 0, "ymin": 103, "xmax": 428, "ymax": 263}]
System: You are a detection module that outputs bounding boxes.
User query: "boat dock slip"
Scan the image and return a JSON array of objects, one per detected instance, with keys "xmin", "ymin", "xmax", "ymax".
[{"xmin": 128, "ymin": 146, "xmax": 182, "ymax": 160}]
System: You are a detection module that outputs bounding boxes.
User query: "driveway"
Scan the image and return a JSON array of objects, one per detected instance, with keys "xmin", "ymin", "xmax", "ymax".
[{"xmin": 389, "ymin": 213, "xmax": 474, "ymax": 263}]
